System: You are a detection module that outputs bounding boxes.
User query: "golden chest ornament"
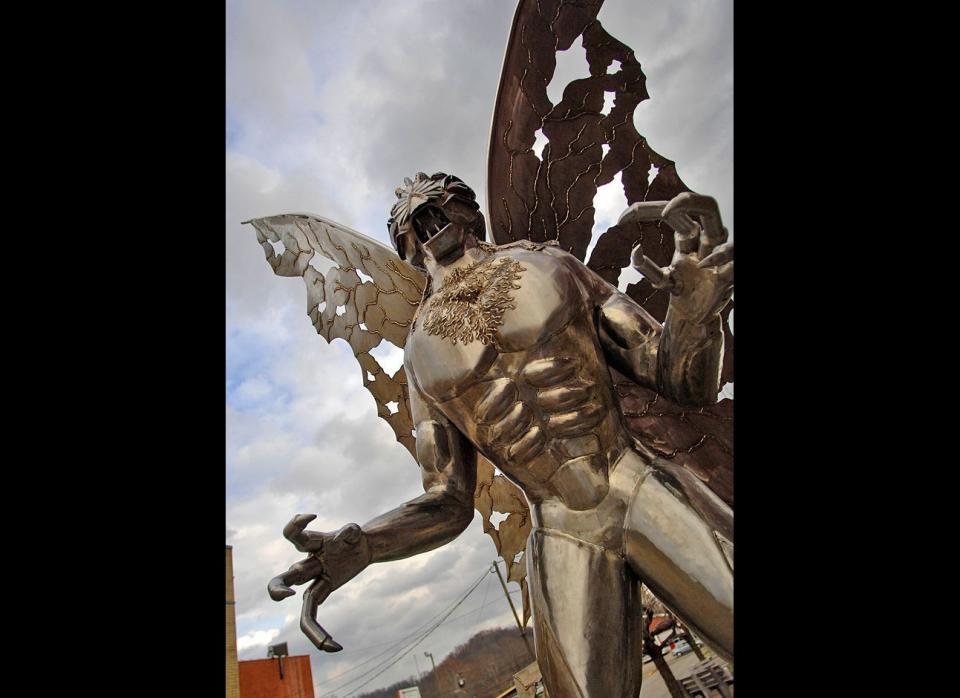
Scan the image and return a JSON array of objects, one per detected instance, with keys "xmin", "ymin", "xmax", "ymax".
[{"xmin": 421, "ymin": 254, "xmax": 526, "ymax": 346}]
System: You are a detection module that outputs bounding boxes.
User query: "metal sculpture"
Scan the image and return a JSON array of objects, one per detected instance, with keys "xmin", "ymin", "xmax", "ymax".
[{"xmin": 244, "ymin": 2, "xmax": 733, "ymax": 696}]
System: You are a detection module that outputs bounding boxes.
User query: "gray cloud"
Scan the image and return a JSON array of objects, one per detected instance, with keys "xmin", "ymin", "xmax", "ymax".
[{"xmin": 227, "ymin": 0, "xmax": 731, "ymax": 692}]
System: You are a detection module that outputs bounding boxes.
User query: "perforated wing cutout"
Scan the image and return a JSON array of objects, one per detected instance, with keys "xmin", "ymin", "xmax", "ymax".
[
  {"xmin": 246, "ymin": 213, "xmax": 425, "ymax": 459},
  {"xmin": 484, "ymin": 0, "xmax": 734, "ymax": 612},
  {"xmin": 246, "ymin": 214, "xmax": 542, "ymax": 611}
]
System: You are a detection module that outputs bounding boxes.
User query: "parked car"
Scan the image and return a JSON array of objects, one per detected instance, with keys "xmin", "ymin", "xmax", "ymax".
[{"xmin": 672, "ymin": 640, "xmax": 694, "ymax": 657}]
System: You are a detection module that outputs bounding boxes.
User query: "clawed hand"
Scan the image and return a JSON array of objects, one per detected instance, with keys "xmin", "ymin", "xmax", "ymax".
[
  {"xmin": 267, "ymin": 514, "xmax": 371, "ymax": 652},
  {"xmin": 619, "ymin": 192, "xmax": 733, "ymax": 322}
]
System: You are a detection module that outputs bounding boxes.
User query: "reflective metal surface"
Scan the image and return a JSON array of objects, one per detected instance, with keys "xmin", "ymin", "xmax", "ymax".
[
  {"xmin": 253, "ymin": 170, "xmax": 733, "ymax": 697},
  {"xmin": 245, "ymin": 2, "xmax": 734, "ymax": 694}
]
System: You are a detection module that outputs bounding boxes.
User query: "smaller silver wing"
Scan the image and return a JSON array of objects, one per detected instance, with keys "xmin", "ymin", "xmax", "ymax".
[
  {"xmin": 244, "ymin": 213, "xmax": 425, "ymax": 458},
  {"xmin": 245, "ymin": 212, "xmax": 535, "ymax": 625}
]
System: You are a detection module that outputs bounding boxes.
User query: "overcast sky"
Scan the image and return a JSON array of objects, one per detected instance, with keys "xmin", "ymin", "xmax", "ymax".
[{"xmin": 226, "ymin": 1, "xmax": 732, "ymax": 695}]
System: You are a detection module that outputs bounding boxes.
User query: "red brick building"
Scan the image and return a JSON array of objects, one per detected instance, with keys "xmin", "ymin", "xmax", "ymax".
[{"xmin": 239, "ymin": 656, "xmax": 315, "ymax": 698}]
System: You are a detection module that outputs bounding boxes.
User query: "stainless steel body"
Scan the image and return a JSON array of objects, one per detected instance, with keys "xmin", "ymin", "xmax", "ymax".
[{"xmin": 264, "ymin": 173, "xmax": 734, "ymax": 697}]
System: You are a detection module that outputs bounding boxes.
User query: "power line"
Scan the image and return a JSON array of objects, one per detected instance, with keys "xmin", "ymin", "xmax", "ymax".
[
  {"xmin": 319, "ymin": 583, "xmax": 520, "ymax": 693},
  {"xmin": 340, "ymin": 568, "xmax": 490, "ymax": 697},
  {"xmin": 314, "ymin": 566, "xmax": 491, "ymax": 698},
  {"xmin": 443, "ymin": 588, "xmax": 520, "ymax": 626},
  {"xmin": 325, "ymin": 577, "xmax": 486, "ymax": 697},
  {"xmin": 315, "ymin": 577, "xmax": 494, "ymax": 686},
  {"xmin": 312, "ymin": 569, "xmax": 522, "ymax": 696},
  {"xmin": 344, "ymin": 584, "xmax": 520, "ymax": 661},
  {"xmin": 324, "ymin": 584, "xmax": 512, "ymax": 658},
  {"xmin": 472, "ymin": 568, "xmax": 493, "ymax": 626}
]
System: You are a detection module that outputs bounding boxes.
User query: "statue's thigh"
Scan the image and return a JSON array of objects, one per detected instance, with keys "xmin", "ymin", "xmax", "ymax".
[
  {"xmin": 624, "ymin": 473, "xmax": 734, "ymax": 660},
  {"xmin": 527, "ymin": 528, "xmax": 643, "ymax": 698}
]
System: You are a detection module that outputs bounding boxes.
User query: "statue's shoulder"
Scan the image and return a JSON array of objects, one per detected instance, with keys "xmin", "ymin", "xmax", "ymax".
[
  {"xmin": 480, "ymin": 238, "xmax": 560, "ymax": 253},
  {"xmin": 480, "ymin": 239, "xmax": 576, "ymax": 267},
  {"xmin": 483, "ymin": 239, "xmax": 611, "ymax": 303}
]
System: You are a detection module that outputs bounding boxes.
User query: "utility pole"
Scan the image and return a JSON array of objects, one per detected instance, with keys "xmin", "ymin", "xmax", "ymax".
[
  {"xmin": 491, "ymin": 561, "xmax": 535, "ymax": 659},
  {"xmin": 424, "ymin": 651, "xmax": 438, "ymax": 697}
]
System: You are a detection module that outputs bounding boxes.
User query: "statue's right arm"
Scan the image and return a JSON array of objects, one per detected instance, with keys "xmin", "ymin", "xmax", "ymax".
[
  {"xmin": 272, "ymin": 371, "xmax": 476, "ymax": 605},
  {"xmin": 268, "ymin": 367, "xmax": 478, "ymax": 652},
  {"xmin": 269, "ymin": 369, "xmax": 478, "ymax": 652},
  {"xmin": 361, "ymin": 374, "xmax": 477, "ymax": 563}
]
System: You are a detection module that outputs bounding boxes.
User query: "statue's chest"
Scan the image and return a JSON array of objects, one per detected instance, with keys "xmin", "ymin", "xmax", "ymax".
[{"xmin": 407, "ymin": 252, "xmax": 581, "ymax": 401}]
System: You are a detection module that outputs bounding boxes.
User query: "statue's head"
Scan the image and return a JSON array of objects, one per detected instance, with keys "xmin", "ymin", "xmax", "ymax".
[{"xmin": 388, "ymin": 172, "xmax": 486, "ymax": 271}]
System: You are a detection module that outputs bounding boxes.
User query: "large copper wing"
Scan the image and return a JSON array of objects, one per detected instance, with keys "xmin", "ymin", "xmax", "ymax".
[
  {"xmin": 244, "ymin": 214, "xmax": 531, "ymax": 614},
  {"xmin": 484, "ymin": 0, "xmax": 734, "ymax": 618}
]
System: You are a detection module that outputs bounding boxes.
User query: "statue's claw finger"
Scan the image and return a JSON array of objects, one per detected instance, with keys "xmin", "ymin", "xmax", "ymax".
[
  {"xmin": 663, "ymin": 192, "xmax": 727, "ymax": 258},
  {"xmin": 617, "ymin": 201, "xmax": 667, "ymax": 225},
  {"xmin": 315, "ymin": 635, "xmax": 343, "ymax": 652},
  {"xmin": 718, "ymin": 261, "xmax": 733, "ymax": 285},
  {"xmin": 268, "ymin": 555, "xmax": 325, "ymax": 601},
  {"xmin": 698, "ymin": 242, "xmax": 733, "ymax": 269},
  {"xmin": 284, "ymin": 513, "xmax": 317, "ymax": 538},
  {"xmin": 663, "ymin": 211, "xmax": 701, "ymax": 254},
  {"xmin": 301, "ymin": 578, "xmax": 343, "ymax": 652},
  {"xmin": 631, "ymin": 246, "xmax": 674, "ymax": 291},
  {"xmin": 283, "ymin": 513, "xmax": 319, "ymax": 552},
  {"xmin": 268, "ymin": 576, "xmax": 296, "ymax": 601},
  {"xmin": 662, "ymin": 193, "xmax": 723, "ymax": 231},
  {"xmin": 619, "ymin": 201, "xmax": 697, "ymax": 257}
]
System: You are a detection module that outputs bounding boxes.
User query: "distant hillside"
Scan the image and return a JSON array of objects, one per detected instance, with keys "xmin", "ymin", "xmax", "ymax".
[{"xmin": 353, "ymin": 626, "xmax": 534, "ymax": 698}]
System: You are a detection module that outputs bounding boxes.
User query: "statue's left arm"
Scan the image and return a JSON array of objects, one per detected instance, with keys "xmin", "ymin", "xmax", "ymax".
[{"xmin": 587, "ymin": 193, "xmax": 734, "ymax": 407}]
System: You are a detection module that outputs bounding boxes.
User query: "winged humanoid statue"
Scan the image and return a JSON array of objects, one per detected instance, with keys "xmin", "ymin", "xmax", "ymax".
[{"xmin": 244, "ymin": 2, "xmax": 733, "ymax": 695}]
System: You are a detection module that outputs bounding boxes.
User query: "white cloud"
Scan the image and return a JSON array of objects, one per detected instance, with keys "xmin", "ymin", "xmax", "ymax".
[{"xmin": 237, "ymin": 628, "xmax": 281, "ymax": 653}]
